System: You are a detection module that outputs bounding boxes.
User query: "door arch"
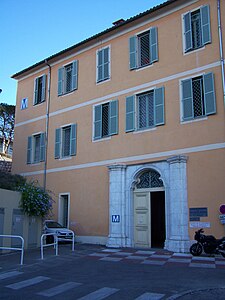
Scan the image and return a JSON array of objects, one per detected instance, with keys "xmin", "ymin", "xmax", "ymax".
[{"xmin": 133, "ymin": 169, "xmax": 165, "ymax": 248}]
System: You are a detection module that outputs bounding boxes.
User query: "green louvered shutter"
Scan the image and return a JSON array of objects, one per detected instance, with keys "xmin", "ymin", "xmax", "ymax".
[
  {"xmin": 41, "ymin": 75, "xmax": 46, "ymax": 102},
  {"xmin": 40, "ymin": 132, "xmax": 45, "ymax": 162},
  {"xmin": 182, "ymin": 78, "xmax": 193, "ymax": 121},
  {"xmin": 129, "ymin": 36, "xmax": 137, "ymax": 70},
  {"xmin": 34, "ymin": 78, "xmax": 38, "ymax": 105},
  {"xmin": 27, "ymin": 136, "xmax": 32, "ymax": 164},
  {"xmin": 203, "ymin": 72, "xmax": 216, "ymax": 115},
  {"xmin": 103, "ymin": 48, "xmax": 109, "ymax": 80},
  {"xmin": 109, "ymin": 100, "xmax": 118, "ymax": 136},
  {"xmin": 154, "ymin": 87, "xmax": 164, "ymax": 126},
  {"xmin": 55, "ymin": 128, "xmax": 61, "ymax": 159},
  {"xmin": 184, "ymin": 12, "xmax": 192, "ymax": 52},
  {"xmin": 94, "ymin": 105, "xmax": 102, "ymax": 139},
  {"xmin": 97, "ymin": 50, "xmax": 103, "ymax": 82},
  {"xmin": 58, "ymin": 67, "xmax": 64, "ymax": 96},
  {"xmin": 201, "ymin": 5, "xmax": 211, "ymax": 45},
  {"xmin": 150, "ymin": 27, "xmax": 158, "ymax": 63},
  {"xmin": 72, "ymin": 60, "xmax": 78, "ymax": 91},
  {"xmin": 126, "ymin": 95, "xmax": 135, "ymax": 132},
  {"xmin": 70, "ymin": 124, "xmax": 77, "ymax": 156}
]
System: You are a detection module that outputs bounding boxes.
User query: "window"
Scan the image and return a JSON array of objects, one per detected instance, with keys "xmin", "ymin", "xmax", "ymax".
[
  {"xmin": 126, "ymin": 87, "xmax": 164, "ymax": 132},
  {"xmin": 183, "ymin": 5, "xmax": 211, "ymax": 53},
  {"xmin": 129, "ymin": 27, "xmax": 158, "ymax": 70},
  {"xmin": 58, "ymin": 60, "xmax": 78, "ymax": 96},
  {"xmin": 55, "ymin": 124, "xmax": 77, "ymax": 159},
  {"xmin": 94, "ymin": 100, "xmax": 118, "ymax": 140},
  {"xmin": 27, "ymin": 133, "xmax": 45, "ymax": 164},
  {"xmin": 34, "ymin": 75, "xmax": 46, "ymax": 105},
  {"xmin": 136, "ymin": 170, "xmax": 164, "ymax": 189},
  {"xmin": 181, "ymin": 72, "xmax": 216, "ymax": 121},
  {"xmin": 97, "ymin": 47, "xmax": 110, "ymax": 83}
]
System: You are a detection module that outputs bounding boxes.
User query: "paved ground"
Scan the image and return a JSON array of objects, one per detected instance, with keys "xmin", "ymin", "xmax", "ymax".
[{"xmin": 0, "ymin": 243, "xmax": 225, "ymax": 299}]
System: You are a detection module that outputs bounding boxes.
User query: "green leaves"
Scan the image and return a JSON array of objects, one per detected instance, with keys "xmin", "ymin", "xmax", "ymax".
[{"xmin": 18, "ymin": 181, "xmax": 54, "ymax": 217}]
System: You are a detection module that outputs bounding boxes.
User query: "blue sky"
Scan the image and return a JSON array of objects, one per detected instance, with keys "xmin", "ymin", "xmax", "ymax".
[{"xmin": 1, "ymin": 0, "xmax": 166, "ymax": 105}]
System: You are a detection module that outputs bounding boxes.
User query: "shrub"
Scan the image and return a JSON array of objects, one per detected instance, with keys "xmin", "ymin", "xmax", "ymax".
[
  {"xmin": 18, "ymin": 181, "xmax": 54, "ymax": 218},
  {"xmin": 0, "ymin": 171, "xmax": 26, "ymax": 191}
]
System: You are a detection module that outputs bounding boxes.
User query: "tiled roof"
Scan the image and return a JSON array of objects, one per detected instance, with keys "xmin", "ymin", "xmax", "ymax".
[{"xmin": 12, "ymin": 0, "xmax": 177, "ymax": 79}]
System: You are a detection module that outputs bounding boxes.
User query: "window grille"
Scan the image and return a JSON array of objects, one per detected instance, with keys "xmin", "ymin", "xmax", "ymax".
[
  {"xmin": 138, "ymin": 31, "xmax": 150, "ymax": 67},
  {"xmin": 136, "ymin": 170, "xmax": 163, "ymax": 189},
  {"xmin": 37, "ymin": 78, "xmax": 43, "ymax": 103},
  {"xmin": 65, "ymin": 64, "xmax": 72, "ymax": 93},
  {"xmin": 34, "ymin": 134, "xmax": 41, "ymax": 163},
  {"xmin": 62, "ymin": 126, "xmax": 71, "ymax": 157},
  {"xmin": 192, "ymin": 77, "xmax": 205, "ymax": 117},
  {"xmin": 138, "ymin": 91, "xmax": 154, "ymax": 129},
  {"xmin": 191, "ymin": 10, "xmax": 202, "ymax": 49},
  {"xmin": 102, "ymin": 103, "xmax": 109, "ymax": 137}
]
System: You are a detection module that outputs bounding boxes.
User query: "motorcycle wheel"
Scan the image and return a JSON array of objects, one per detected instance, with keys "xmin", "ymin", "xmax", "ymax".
[{"xmin": 190, "ymin": 243, "xmax": 203, "ymax": 256}]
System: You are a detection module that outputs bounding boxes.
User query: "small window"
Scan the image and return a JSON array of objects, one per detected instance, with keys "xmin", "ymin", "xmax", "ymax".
[
  {"xmin": 34, "ymin": 75, "xmax": 46, "ymax": 105},
  {"xmin": 55, "ymin": 124, "xmax": 77, "ymax": 159},
  {"xmin": 181, "ymin": 72, "xmax": 216, "ymax": 121},
  {"xmin": 129, "ymin": 27, "xmax": 158, "ymax": 70},
  {"xmin": 97, "ymin": 47, "xmax": 110, "ymax": 83},
  {"xmin": 137, "ymin": 91, "xmax": 154, "ymax": 130},
  {"xmin": 125, "ymin": 87, "xmax": 164, "ymax": 132},
  {"xmin": 94, "ymin": 100, "xmax": 118, "ymax": 140},
  {"xmin": 183, "ymin": 5, "xmax": 211, "ymax": 53},
  {"xmin": 27, "ymin": 133, "xmax": 45, "ymax": 164},
  {"xmin": 58, "ymin": 60, "xmax": 78, "ymax": 96},
  {"xmin": 62, "ymin": 126, "xmax": 72, "ymax": 157}
]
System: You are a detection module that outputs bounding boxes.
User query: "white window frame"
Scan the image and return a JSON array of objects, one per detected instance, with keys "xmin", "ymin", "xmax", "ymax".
[
  {"xmin": 33, "ymin": 74, "xmax": 46, "ymax": 106},
  {"xmin": 58, "ymin": 193, "xmax": 70, "ymax": 228},
  {"xmin": 60, "ymin": 123, "xmax": 73, "ymax": 160},
  {"xmin": 92, "ymin": 101, "xmax": 112, "ymax": 142},
  {"xmin": 58, "ymin": 60, "xmax": 78, "ymax": 96},
  {"xmin": 179, "ymin": 72, "xmax": 208, "ymax": 123},
  {"xmin": 32, "ymin": 131, "xmax": 42, "ymax": 164},
  {"xmin": 96, "ymin": 45, "xmax": 111, "ymax": 84},
  {"xmin": 136, "ymin": 27, "xmax": 151, "ymax": 69},
  {"xmin": 134, "ymin": 87, "xmax": 157, "ymax": 133},
  {"xmin": 181, "ymin": 6, "xmax": 205, "ymax": 55}
]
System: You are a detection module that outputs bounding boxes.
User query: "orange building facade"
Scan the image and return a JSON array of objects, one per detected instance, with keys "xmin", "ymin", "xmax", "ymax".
[{"xmin": 12, "ymin": 0, "xmax": 225, "ymax": 252}]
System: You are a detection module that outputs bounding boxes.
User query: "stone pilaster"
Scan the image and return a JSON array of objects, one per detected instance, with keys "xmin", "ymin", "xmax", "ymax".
[
  {"xmin": 107, "ymin": 164, "xmax": 127, "ymax": 247},
  {"xmin": 165, "ymin": 155, "xmax": 190, "ymax": 252}
]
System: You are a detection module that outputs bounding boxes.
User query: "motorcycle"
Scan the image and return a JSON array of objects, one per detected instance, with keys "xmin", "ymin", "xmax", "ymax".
[{"xmin": 190, "ymin": 228, "xmax": 225, "ymax": 257}]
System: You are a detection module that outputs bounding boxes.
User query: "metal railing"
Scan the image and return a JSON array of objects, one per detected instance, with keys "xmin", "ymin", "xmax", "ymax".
[
  {"xmin": 57, "ymin": 230, "xmax": 75, "ymax": 252},
  {"xmin": 40, "ymin": 233, "xmax": 58, "ymax": 260},
  {"xmin": 0, "ymin": 235, "xmax": 24, "ymax": 265}
]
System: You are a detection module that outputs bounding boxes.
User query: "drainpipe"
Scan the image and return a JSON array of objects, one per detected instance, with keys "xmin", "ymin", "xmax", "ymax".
[
  {"xmin": 217, "ymin": 0, "xmax": 225, "ymax": 106},
  {"xmin": 43, "ymin": 60, "xmax": 51, "ymax": 191}
]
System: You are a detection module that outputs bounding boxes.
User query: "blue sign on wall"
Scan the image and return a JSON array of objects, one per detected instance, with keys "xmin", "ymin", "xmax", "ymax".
[{"xmin": 112, "ymin": 215, "xmax": 120, "ymax": 223}]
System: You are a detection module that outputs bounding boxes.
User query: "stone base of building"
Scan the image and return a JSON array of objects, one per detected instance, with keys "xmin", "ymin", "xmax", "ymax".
[
  {"xmin": 164, "ymin": 238, "xmax": 190, "ymax": 253},
  {"xmin": 106, "ymin": 235, "xmax": 127, "ymax": 248}
]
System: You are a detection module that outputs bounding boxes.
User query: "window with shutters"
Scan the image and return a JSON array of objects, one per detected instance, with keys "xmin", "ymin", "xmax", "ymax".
[
  {"xmin": 129, "ymin": 27, "xmax": 158, "ymax": 70},
  {"xmin": 34, "ymin": 75, "xmax": 46, "ymax": 105},
  {"xmin": 96, "ymin": 46, "xmax": 110, "ymax": 83},
  {"xmin": 27, "ymin": 133, "xmax": 45, "ymax": 164},
  {"xmin": 183, "ymin": 5, "xmax": 211, "ymax": 53},
  {"xmin": 181, "ymin": 73, "xmax": 216, "ymax": 122},
  {"xmin": 93, "ymin": 100, "xmax": 118, "ymax": 140},
  {"xmin": 125, "ymin": 87, "xmax": 164, "ymax": 133},
  {"xmin": 62, "ymin": 126, "xmax": 72, "ymax": 158},
  {"xmin": 54, "ymin": 124, "xmax": 77, "ymax": 159},
  {"xmin": 58, "ymin": 60, "xmax": 78, "ymax": 96}
]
